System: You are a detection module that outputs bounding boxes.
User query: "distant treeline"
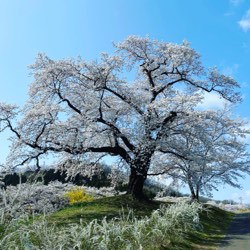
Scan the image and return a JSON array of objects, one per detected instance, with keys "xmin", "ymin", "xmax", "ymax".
[
  {"xmin": 0, "ymin": 165, "xmax": 184, "ymax": 199},
  {"xmin": 1, "ymin": 165, "xmax": 167, "ymax": 198},
  {"xmin": 1, "ymin": 167, "xmax": 112, "ymax": 188}
]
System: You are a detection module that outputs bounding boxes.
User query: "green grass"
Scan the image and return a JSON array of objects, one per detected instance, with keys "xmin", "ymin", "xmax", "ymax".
[
  {"xmin": 48, "ymin": 195, "xmax": 234, "ymax": 249},
  {"xmin": 187, "ymin": 205, "xmax": 234, "ymax": 249},
  {"xmin": 4, "ymin": 195, "xmax": 231, "ymax": 249},
  {"xmin": 49, "ymin": 194, "xmax": 162, "ymax": 226}
]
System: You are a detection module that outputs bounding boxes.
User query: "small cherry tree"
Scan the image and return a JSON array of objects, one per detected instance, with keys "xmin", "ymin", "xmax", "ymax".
[
  {"xmin": 0, "ymin": 36, "xmax": 242, "ymax": 199},
  {"xmin": 152, "ymin": 107, "xmax": 250, "ymax": 200}
]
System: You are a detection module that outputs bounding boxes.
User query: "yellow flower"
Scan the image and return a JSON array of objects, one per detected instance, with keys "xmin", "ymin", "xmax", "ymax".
[{"xmin": 65, "ymin": 187, "xmax": 94, "ymax": 204}]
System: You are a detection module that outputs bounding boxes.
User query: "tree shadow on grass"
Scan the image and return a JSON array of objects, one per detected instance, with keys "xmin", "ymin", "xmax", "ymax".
[
  {"xmin": 186, "ymin": 206, "xmax": 234, "ymax": 249},
  {"xmin": 219, "ymin": 213, "xmax": 250, "ymax": 248}
]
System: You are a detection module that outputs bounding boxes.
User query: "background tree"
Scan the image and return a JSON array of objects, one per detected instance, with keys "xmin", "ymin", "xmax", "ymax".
[
  {"xmin": 0, "ymin": 36, "xmax": 241, "ymax": 199},
  {"xmin": 152, "ymin": 108, "xmax": 250, "ymax": 200}
]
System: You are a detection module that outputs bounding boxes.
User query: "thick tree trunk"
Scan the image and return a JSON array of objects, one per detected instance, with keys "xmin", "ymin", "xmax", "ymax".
[
  {"xmin": 126, "ymin": 147, "xmax": 154, "ymax": 200},
  {"xmin": 127, "ymin": 168, "xmax": 147, "ymax": 200},
  {"xmin": 188, "ymin": 181, "xmax": 199, "ymax": 201}
]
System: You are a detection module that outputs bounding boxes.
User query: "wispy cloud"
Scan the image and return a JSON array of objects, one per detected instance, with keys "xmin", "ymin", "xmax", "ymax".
[
  {"xmin": 225, "ymin": 0, "xmax": 244, "ymax": 17},
  {"xmin": 230, "ymin": 0, "xmax": 244, "ymax": 6},
  {"xmin": 198, "ymin": 92, "xmax": 227, "ymax": 110},
  {"xmin": 238, "ymin": 9, "xmax": 250, "ymax": 32},
  {"xmin": 221, "ymin": 64, "xmax": 239, "ymax": 76}
]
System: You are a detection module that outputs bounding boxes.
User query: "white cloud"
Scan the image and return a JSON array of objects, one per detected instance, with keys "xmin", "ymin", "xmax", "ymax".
[
  {"xmin": 230, "ymin": 0, "xmax": 244, "ymax": 6},
  {"xmin": 238, "ymin": 9, "xmax": 250, "ymax": 32},
  {"xmin": 198, "ymin": 92, "xmax": 227, "ymax": 110},
  {"xmin": 221, "ymin": 64, "xmax": 239, "ymax": 76}
]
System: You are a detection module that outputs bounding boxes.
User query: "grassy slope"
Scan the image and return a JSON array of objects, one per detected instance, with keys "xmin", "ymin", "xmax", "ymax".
[
  {"xmin": 49, "ymin": 194, "xmax": 161, "ymax": 225},
  {"xmin": 48, "ymin": 195, "xmax": 234, "ymax": 249},
  {"xmin": 189, "ymin": 205, "xmax": 234, "ymax": 249}
]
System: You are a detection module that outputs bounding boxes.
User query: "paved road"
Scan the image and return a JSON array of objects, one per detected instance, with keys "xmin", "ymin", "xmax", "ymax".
[{"xmin": 220, "ymin": 213, "xmax": 250, "ymax": 250}]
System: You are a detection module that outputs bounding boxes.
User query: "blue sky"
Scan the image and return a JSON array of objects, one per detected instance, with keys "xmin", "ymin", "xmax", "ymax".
[{"xmin": 1, "ymin": 0, "xmax": 250, "ymax": 202}]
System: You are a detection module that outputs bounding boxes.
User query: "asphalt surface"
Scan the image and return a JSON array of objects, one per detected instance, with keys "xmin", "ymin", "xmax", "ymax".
[{"xmin": 220, "ymin": 213, "xmax": 250, "ymax": 250}]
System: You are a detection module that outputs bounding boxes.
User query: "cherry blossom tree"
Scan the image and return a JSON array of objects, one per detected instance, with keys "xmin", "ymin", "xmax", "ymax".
[
  {"xmin": 152, "ymin": 107, "xmax": 250, "ymax": 200},
  {"xmin": 0, "ymin": 36, "xmax": 242, "ymax": 199}
]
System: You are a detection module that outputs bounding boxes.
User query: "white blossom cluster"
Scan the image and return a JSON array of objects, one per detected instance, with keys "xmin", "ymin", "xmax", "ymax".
[
  {"xmin": 0, "ymin": 181, "xmax": 70, "ymax": 220},
  {"xmin": 0, "ymin": 181, "xmax": 121, "ymax": 224}
]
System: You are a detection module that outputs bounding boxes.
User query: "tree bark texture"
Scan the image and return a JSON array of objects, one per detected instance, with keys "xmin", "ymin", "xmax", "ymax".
[
  {"xmin": 188, "ymin": 181, "xmax": 199, "ymax": 201},
  {"xmin": 127, "ymin": 168, "xmax": 147, "ymax": 199}
]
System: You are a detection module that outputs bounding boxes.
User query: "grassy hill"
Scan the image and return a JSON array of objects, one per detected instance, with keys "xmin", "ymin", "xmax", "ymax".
[
  {"xmin": 47, "ymin": 195, "xmax": 233, "ymax": 249},
  {"xmin": 48, "ymin": 195, "xmax": 161, "ymax": 225},
  {"xmin": 1, "ymin": 195, "xmax": 234, "ymax": 249}
]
